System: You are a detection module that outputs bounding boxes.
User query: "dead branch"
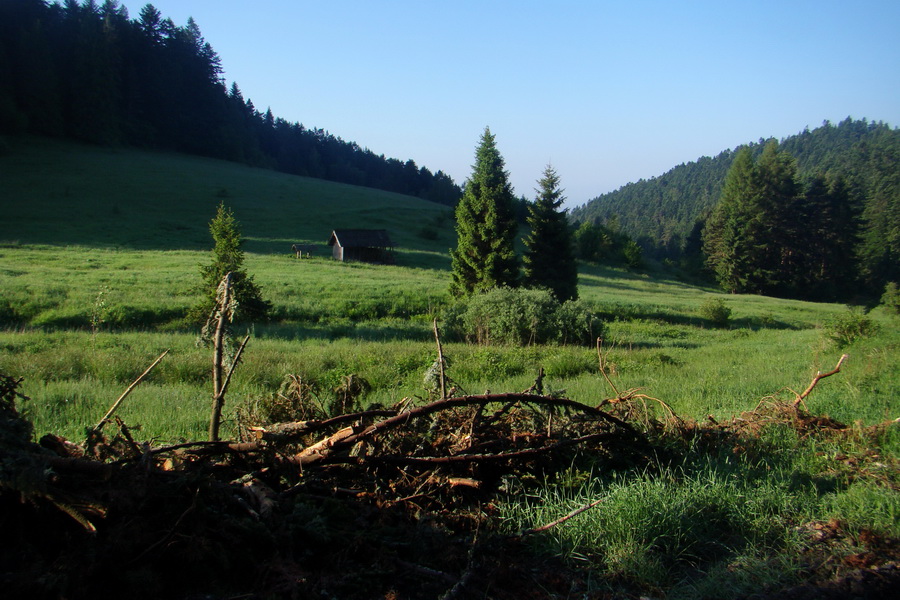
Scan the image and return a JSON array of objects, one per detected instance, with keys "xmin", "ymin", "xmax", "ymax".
[
  {"xmin": 510, "ymin": 496, "xmax": 606, "ymax": 539},
  {"xmin": 794, "ymin": 353, "xmax": 850, "ymax": 406},
  {"xmin": 328, "ymin": 432, "xmax": 620, "ymax": 468},
  {"xmin": 289, "ymin": 425, "xmax": 358, "ymax": 466},
  {"xmin": 316, "ymin": 393, "xmax": 638, "ymax": 463},
  {"xmin": 522, "ymin": 367, "xmax": 545, "ymax": 395},
  {"xmin": 47, "ymin": 456, "xmax": 114, "ymax": 479},
  {"xmin": 209, "ymin": 272, "xmax": 233, "ymax": 442},
  {"xmin": 433, "ymin": 318, "xmax": 447, "ymax": 399},
  {"xmin": 114, "ymin": 416, "xmax": 142, "ymax": 457},
  {"xmin": 219, "ymin": 333, "xmax": 249, "ymax": 398},
  {"xmin": 248, "ymin": 408, "xmax": 398, "ymax": 443},
  {"xmin": 596, "ymin": 337, "xmax": 621, "ymax": 398},
  {"xmin": 90, "ymin": 349, "xmax": 169, "ymax": 436}
]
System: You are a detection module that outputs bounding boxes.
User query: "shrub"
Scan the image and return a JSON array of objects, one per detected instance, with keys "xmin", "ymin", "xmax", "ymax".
[
  {"xmin": 699, "ymin": 298, "xmax": 731, "ymax": 328},
  {"xmin": 442, "ymin": 287, "xmax": 601, "ymax": 346},
  {"xmin": 824, "ymin": 307, "xmax": 879, "ymax": 347},
  {"xmin": 881, "ymin": 282, "xmax": 900, "ymax": 315}
]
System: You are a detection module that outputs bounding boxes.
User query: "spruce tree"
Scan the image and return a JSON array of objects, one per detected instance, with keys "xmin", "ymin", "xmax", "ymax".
[
  {"xmin": 523, "ymin": 164, "xmax": 578, "ymax": 301},
  {"xmin": 193, "ymin": 202, "xmax": 270, "ymax": 323},
  {"xmin": 703, "ymin": 142, "xmax": 806, "ymax": 296},
  {"xmin": 702, "ymin": 147, "xmax": 758, "ymax": 293},
  {"xmin": 799, "ymin": 173, "xmax": 861, "ymax": 300},
  {"xmin": 450, "ymin": 127, "xmax": 519, "ymax": 296}
]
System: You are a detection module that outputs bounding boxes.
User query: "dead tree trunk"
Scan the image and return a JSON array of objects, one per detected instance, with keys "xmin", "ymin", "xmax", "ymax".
[{"xmin": 209, "ymin": 273, "xmax": 232, "ymax": 442}]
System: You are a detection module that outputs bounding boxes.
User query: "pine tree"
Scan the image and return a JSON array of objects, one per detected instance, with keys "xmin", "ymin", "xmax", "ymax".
[
  {"xmin": 193, "ymin": 202, "xmax": 270, "ymax": 323},
  {"xmin": 523, "ymin": 164, "xmax": 578, "ymax": 301},
  {"xmin": 450, "ymin": 127, "xmax": 519, "ymax": 296}
]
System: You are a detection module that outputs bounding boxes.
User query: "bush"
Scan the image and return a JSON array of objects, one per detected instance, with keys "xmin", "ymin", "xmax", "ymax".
[
  {"xmin": 699, "ymin": 298, "xmax": 731, "ymax": 328},
  {"xmin": 824, "ymin": 307, "xmax": 879, "ymax": 347},
  {"xmin": 442, "ymin": 287, "xmax": 602, "ymax": 346},
  {"xmin": 881, "ymin": 282, "xmax": 900, "ymax": 315}
]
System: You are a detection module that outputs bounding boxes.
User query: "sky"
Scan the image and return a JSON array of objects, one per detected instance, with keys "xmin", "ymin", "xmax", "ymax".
[{"xmin": 120, "ymin": 0, "xmax": 900, "ymax": 208}]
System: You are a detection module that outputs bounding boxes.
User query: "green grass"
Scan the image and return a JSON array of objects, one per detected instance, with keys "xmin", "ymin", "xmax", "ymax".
[
  {"xmin": 0, "ymin": 136, "xmax": 455, "ymax": 264},
  {"xmin": 500, "ymin": 423, "xmax": 900, "ymax": 597},
  {"xmin": 2, "ymin": 136, "xmax": 899, "ymax": 598}
]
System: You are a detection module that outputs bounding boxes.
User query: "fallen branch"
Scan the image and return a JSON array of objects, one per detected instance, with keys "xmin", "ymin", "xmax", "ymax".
[
  {"xmin": 248, "ymin": 408, "xmax": 397, "ymax": 443},
  {"xmin": 326, "ymin": 432, "xmax": 620, "ymax": 468},
  {"xmin": 90, "ymin": 349, "xmax": 169, "ymax": 436},
  {"xmin": 793, "ymin": 353, "xmax": 849, "ymax": 406},
  {"xmin": 289, "ymin": 425, "xmax": 358, "ymax": 466},
  {"xmin": 510, "ymin": 496, "xmax": 606, "ymax": 538}
]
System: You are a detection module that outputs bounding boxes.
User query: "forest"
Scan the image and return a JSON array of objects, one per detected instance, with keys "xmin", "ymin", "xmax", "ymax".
[
  {"xmin": 0, "ymin": 0, "xmax": 462, "ymax": 205},
  {"xmin": 571, "ymin": 118, "xmax": 900, "ymax": 298}
]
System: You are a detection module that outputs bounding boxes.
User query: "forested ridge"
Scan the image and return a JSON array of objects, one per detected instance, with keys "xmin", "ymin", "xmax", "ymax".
[
  {"xmin": 571, "ymin": 118, "xmax": 900, "ymax": 294},
  {"xmin": 0, "ymin": 0, "xmax": 462, "ymax": 205}
]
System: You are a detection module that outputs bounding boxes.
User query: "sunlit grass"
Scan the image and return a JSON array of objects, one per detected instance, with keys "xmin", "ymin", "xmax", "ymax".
[{"xmin": 499, "ymin": 421, "xmax": 900, "ymax": 597}]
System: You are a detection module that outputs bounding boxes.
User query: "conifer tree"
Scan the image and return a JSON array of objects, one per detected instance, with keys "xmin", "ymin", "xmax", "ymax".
[
  {"xmin": 798, "ymin": 173, "xmax": 861, "ymax": 299},
  {"xmin": 523, "ymin": 164, "xmax": 578, "ymax": 301},
  {"xmin": 703, "ymin": 143, "xmax": 807, "ymax": 295},
  {"xmin": 193, "ymin": 202, "xmax": 270, "ymax": 323},
  {"xmin": 450, "ymin": 127, "xmax": 519, "ymax": 296}
]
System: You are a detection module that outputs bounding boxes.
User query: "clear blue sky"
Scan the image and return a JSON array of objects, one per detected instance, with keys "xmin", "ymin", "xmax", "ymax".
[{"xmin": 123, "ymin": 0, "xmax": 899, "ymax": 208}]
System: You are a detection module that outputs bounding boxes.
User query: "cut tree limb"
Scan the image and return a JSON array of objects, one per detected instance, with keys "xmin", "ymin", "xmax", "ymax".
[{"xmin": 793, "ymin": 354, "xmax": 849, "ymax": 406}]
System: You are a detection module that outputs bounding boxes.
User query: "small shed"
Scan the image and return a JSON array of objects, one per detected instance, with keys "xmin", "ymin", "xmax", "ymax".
[{"xmin": 328, "ymin": 229, "xmax": 395, "ymax": 263}]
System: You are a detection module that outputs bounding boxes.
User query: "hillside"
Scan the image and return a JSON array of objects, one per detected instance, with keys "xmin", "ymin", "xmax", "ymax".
[
  {"xmin": 0, "ymin": 136, "xmax": 455, "ymax": 262},
  {"xmin": 570, "ymin": 118, "xmax": 900, "ymax": 276},
  {"xmin": 0, "ymin": 1, "xmax": 461, "ymax": 205}
]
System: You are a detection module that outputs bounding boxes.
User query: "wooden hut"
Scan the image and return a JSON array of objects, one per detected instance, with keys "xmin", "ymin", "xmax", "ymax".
[{"xmin": 328, "ymin": 229, "xmax": 395, "ymax": 263}]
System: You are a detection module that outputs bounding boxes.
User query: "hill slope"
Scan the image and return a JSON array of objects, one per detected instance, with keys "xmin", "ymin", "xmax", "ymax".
[
  {"xmin": 0, "ymin": 1, "xmax": 461, "ymax": 205},
  {"xmin": 571, "ymin": 118, "xmax": 900, "ymax": 270},
  {"xmin": 0, "ymin": 136, "xmax": 455, "ymax": 260}
]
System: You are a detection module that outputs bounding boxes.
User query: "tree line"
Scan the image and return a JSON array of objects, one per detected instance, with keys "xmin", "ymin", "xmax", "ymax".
[
  {"xmin": 0, "ymin": 0, "xmax": 461, "ymax": 205},
  {"xmin": 571, "ymin": 118, "xmax": 899, "ymax": 300}
]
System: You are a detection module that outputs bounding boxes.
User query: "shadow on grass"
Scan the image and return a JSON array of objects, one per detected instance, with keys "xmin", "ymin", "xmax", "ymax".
[
  {"xmin": 255, "ymin": 322, "xmax": 432, "ymax": 342},
  {"xmin": 594, "ymin": 305, "xmax": 800, "ymax": 332}
]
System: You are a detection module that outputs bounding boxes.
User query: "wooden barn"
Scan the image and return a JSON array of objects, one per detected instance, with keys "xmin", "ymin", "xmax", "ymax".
[{"xmin": 328, "ymin": 229, "xmax": 395, "ymax": 263}]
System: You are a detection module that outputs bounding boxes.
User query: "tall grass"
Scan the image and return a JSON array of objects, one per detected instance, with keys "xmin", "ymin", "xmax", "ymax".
[{"xmin": 500, "ymin": 423, "xmax": 900, "ymax": 597}]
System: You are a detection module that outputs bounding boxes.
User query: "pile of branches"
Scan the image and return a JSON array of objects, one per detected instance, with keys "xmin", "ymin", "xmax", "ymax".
[{"xmin": 1, "ymin": 367, "xmax": 651, "ymax": 600}]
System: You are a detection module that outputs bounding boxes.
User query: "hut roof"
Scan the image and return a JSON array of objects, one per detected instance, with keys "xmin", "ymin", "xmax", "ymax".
[{"xmin": 328, "ymin": 229, "xmax": 394, "ymax": 248}]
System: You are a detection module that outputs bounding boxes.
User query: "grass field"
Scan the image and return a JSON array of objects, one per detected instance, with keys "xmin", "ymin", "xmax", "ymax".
[{"xmin": 2, "ymin": 136, "xmax": 898, "ymax": 597}]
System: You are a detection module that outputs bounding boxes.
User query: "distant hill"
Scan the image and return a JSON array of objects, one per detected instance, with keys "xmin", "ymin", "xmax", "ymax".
[
  {"xmin": 570, "ymin": 118, "xmax": 900, "ymax": 277},
  {"xmin": 0, "ymin": 136, "xmax": 455, "ymax": 264}
]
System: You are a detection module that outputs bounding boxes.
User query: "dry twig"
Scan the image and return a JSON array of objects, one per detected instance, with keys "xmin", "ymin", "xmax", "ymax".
[{"xmin": 90, "ymin": 349, "xmax": 169, "ymax": 436}]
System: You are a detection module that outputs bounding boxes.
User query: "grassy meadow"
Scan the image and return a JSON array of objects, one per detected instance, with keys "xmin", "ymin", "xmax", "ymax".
[{"xmin": 2, "ymin": 136, "xmax": 899, "ymax": 597}]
